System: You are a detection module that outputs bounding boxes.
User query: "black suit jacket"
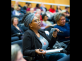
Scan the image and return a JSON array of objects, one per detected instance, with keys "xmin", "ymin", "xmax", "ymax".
[{"xmin": 23, "ymin": 29, "xmax": 57, "ymax": 57}]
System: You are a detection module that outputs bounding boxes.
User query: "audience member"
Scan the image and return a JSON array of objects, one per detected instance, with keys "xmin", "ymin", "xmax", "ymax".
[
  {"xmin": 35, "ymin": 9, "xmax": 42, "ymax": 20},
  {"xmin": 12, "ymin": 4, "xmax": 23, "ymax": 16},
  {"xmin": 40, "ymin": 3, "xmax": 47, "ymax": 13},
  {"xmin": 34, "ymin": 4, "xmax": 43, "ymax": 11},
  {"xmin": 49, "ymin": 5, "xmax": 56, "ymax": 13},
  {"xmin": 15, "ymin": 1, "xmax": 22, "ymax": 8},
  {"xmin": 26, "ymin": 3, "xmax": 32, "ymax": 13},
  {"xmin": 22, "ymin": 13, "xmax": 67, "ymax": 61},
  {"xmin": 52, "ymin": 13, "xmax": 70, "ymax": 42},
  {"xmin": 61, "ymin": 10, "xmax": 70, "ymax": 22},
  {"xmin": 22, "ymin": 2, "xmax": 29, "ymax": 10},
  {"xmin": 30, "ymin": 8, "xmax": 34, "ymax": 13},
  {"xmin": 11, "ymin": 17, "xmax": 24, "ymax": 39},
  {"xmin": 56, "ymin": 6, "xmax": 62, "ymax": 12},
  {"xmin": 65, "ymin": 6, "xmax": 70, "ymax": 19},
  {"xmin": 11, "ymin": 44, "xmax": 26, "ymax": 61},
  {"xmin": 41, "ymin": 14, "xmax": 56, "ymax": 30},
  {"xmin": 11, "ymin": 3, "xmax": 14, "ymax": 12}
]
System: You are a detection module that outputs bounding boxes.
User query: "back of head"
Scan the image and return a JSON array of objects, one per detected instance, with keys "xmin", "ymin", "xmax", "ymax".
[
  {"xmin": 11, "ymin": 44, "xmax": 21, "ymax": 61},
  {"xmin": 36, "ymin": 4, "xmax": 40, "ymax": 8},
  {"xmin": 22, "ymin": 13, "xmax": 35, "ymax": 27},
  {"xmin": 36, "ymin": 9, "xmax": 41, "ymax": 14}
]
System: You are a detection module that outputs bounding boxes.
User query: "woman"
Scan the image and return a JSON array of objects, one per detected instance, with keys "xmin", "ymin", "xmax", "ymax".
[
  {"xmin": 56, "ymin": 6, "xmax": 62, "ymax": 12},
  {"xmin": 11, "ymin": 44, "xmax": 26, "ymax": 61},
  {"xmin": 26, "ymin": 3, "xmax": 32, "ymax": 13},
  {"xmin": 49, "ymin": 5, "xmax": 56, "ymax": 13},
  {"xmin": 41, "ymin": 14, "xmax": 56, "ymax": 32},
  {"xmin": 22, "ymin": 13, "xmax": 67, "ymax": 61},
  {"xmin": 34, "ymin": 4, "xmax": 43, "ymax": 11},
  {"xmin": 52, "ymin": 13, "xmax": 70, "ymax": 42},
  {"xmin": 11, "ymin": 17, "xmax": 24, "ymax": 39}
]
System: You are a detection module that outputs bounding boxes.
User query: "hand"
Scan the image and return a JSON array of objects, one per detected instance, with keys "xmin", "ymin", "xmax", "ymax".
[
  {"xmin": 52, "ymin": 28, "xmax": 60, "ymax": 38},
  {"xmin": 52, "ymin": 30, "xmax": 57, "ymax": 38},
  {"xmin": 35, "ymin": 49, "xmax": 46, "ymax": 55},
  {"xmin": 55, "ymin": 28, "xmax": 60, "ymax": 32}
]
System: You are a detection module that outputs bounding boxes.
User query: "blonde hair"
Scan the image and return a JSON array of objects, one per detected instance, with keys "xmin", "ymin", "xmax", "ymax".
[
  {"xmin": 14, "ymin": 4, "xmax": 19, "ymax": 10},
  {"xmin": 11, "ymin": 44, "xmax": 21, "ymax": 61}
]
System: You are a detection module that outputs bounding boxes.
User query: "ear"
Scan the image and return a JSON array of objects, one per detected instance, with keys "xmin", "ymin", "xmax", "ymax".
[{"xmin": 29, "ymin": 23, "xmax": 32, "ymax": 27}]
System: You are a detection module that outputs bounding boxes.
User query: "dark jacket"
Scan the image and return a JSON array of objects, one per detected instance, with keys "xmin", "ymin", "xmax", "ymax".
[
  {"xmin": 11, "ymin": 24, "xmax": 24, "ymax": 35},
  {"xmin": 23, "ymin": 29, "xmax": 57, "ymax": 57}
]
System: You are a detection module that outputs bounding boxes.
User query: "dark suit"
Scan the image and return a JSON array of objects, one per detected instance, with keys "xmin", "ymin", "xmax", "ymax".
[{"xmin": 23, "ymin": 29, "xmax": 57, "ymax": 57}]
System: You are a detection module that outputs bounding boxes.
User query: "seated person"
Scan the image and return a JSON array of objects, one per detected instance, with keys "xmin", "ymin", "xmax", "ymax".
[
  {"xmin": 22, "ymin": 2, "xmax": 29, "ymax": 10},
  {"xmin": 30, "ymin": 8, "xmax": 34, "ymax": 13},
  {"xmin": 51, "ymin": 13, "xmax": 70, "ymax": 42},
  {"xmin": 65, "ymin": 6, "xmax": 70, "ymax": 18},
  {"xmin": 61, "ymin": 10, "xmax": 70, "ymax": 22},
  {"xmin": 35, "ymin": 9, "xmax": 42, "ymax": 20},
  {"xmin": 26, "ymin": 3, "xmax": 32, "ymax": 13},
  {"xmin": 56, "ymin": 5, "xmax": 62, "ymax": 12},
  {"xmin": 41, "ymin": 14, "xmax": 56, "ymax": 30},
  {"xmin": 34, "ymin": 4, "xmax": 43, "ymax": 11},
  {"xmin": 12, "ymin": 4, "xmax": 24, "ymax": 16},
  {"xmin": 49, "ymin": 5, "xmax": 56, "ymax": 13},
  {"xmin": 11, "ymin": 17, "xmax": 24, "ymax": 39},
  {"xmin": 11, "ymin": 44, "xmax": 26, "ymax": 61},
  {"xmin": 40, "ymin": 3, "xmax": 47, "ymax": 13},
  {"xmin": 22, "ymin": 13, "xmax": 67, "ymax": 61}
]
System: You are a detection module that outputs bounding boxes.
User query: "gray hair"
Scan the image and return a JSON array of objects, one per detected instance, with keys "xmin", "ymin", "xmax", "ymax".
[
  {"xmin": 11, "ymin": 44, "xmax": 21, "ymax": 61},
  {"xmin": 36, "ymin": 9, "xmax": 41, "ymax": 12},
  {"xmin": 54, "ymin": 13, "xmax": 65, "ymax": 22}
]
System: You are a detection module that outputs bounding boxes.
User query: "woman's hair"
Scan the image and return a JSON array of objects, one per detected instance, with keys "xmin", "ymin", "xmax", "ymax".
[
  {"xmin": 42, "ymin": 14, "xmax": 47, "ymax": 20},
  {"xmin": 11, "ymin": 17, "xmax": 18, "ymax": 24},
  {"xmin": 54, "ymin": 13, "xmax": 65, "ymax": 22},
  {"xmin": 36, "ymin": 4, "xmax": 40, "ymax": 8},
  {"xmin": 14, "ymin": 4, "xmax": 19, "ymax": 10},
  {"xmin": 50, "ymin": 5, "xmax": 54, "ymax": 8},
  {"xmin": 28, "ymin": 3, "xmax": 31, "ymax": 6},
  {"xmin": 11, "ymin": 44, "xmax": 21, "ymax": 61}
]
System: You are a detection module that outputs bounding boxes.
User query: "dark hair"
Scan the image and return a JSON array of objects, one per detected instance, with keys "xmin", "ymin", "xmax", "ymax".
[
  {"xmin": 25, "ymin": 2, "xmax": 29, "ymax": 4},
  {"xmin": 36, "ymin": 4, "xmax": 40, "ymax": 8},
  {"xmin": 11, "ymin": 17, "xmax": 18, "ymax": 24},
  {"xmin": 65, "ymin": 6, "xmax": 69, "ymax": 9},
  {"xmin": 28, "ymin": 3, "xmax": 31, "ymax": 6},
  {"xmin": 42, "ymin": 14, "xmax": 47, "ymax": 20}
]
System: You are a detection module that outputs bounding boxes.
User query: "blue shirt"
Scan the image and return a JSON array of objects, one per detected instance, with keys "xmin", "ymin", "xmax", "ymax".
[
  {"xmin": 38, "ymin": 35, "xmax": 49, "ymax": 50},
  {"xmin": 54, "ymin": 23, "xmax": 70, "ymax": 41}
]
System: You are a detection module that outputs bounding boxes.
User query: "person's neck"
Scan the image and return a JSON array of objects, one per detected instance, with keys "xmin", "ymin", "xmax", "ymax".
[
  {"xmin": 31, "ymin": 28, "xmax": 39, "ymax": 34},
  {"xmin": 13, "ymin": 24, "xmax": 17, "ymax": 27},
  {"xmin": 43, "ymin": 20, "xmax": 47, "ymax": 22},
  {"xmin": 57, "ymin": 23, "xmax": 64, "ymax": 26}
]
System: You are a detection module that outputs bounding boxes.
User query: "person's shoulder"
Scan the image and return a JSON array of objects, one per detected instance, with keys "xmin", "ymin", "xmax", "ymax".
[{"xmin": 38, "ymin": 29, "xmax": 45, "ymax": 33}]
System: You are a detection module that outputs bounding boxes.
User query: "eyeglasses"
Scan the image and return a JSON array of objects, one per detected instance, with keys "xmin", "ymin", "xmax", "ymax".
[
  {"xmin": 31, "ymin": 19, "xmax": 41, "ymax": 23},
  {"xmin": 60, "ymin": 18, "xmax": 66, "ymax": 21}
]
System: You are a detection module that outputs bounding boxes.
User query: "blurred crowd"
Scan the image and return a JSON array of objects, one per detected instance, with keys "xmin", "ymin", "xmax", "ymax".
[{"xmin": 11, "ymin": 1, "xmax": 70, "ymax": 61}]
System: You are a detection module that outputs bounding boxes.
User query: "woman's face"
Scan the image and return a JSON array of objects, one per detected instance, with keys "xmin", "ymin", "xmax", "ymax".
[
  {"xmin": 57, "ymin": 16, "xmax": 66, "ymax": 26},
  {"xmin": 15, "ymin": 51, "xmax": 26, "ymax": 61},
  {"xmin": 44, "ymin": 16, "xmax": 48, "ymax": 21},
  {"xmin": 13, "ymin": 18, "xmax": 18, "ymax": 25},
  {"xmin": 52, "ymin": 5, "xmax": 54, "ymax": 9},
  {"xmin": 29, "ymin": 16, "xmax": 41, "ymax": 30}
]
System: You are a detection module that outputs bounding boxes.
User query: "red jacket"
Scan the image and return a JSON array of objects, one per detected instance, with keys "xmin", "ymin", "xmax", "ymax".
[{"xmin": 49, "ymin": 8, "xmax": 56, "ymax": 13}]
